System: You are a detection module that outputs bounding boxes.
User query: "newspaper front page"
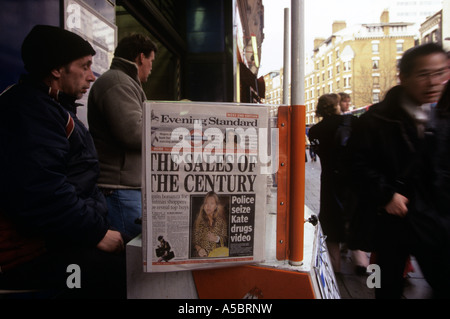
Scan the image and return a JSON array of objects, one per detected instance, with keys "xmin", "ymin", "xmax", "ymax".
[{"xmin": 142, "ymin": 102, "xmax": 270, "ymax": 272}]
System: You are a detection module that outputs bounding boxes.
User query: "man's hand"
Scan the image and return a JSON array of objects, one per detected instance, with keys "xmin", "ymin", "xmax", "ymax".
[
  {"xmin": 385, "ymin": 193, "xmax": 409, "ymax": 218},
  {"xmin": 97, "ymin": 230, "xmax": 124, "ymax": 253}
]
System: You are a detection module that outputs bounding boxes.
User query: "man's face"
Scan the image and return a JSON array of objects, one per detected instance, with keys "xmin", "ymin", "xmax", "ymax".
[
  {"xmin": 340, "ymin": 98, "xmax": 351, "ymax": 113},
  {"xmin": 137, "ymin": 51, "xmax": 155, "ymax": 83},
  {"xmin": 401, "ymin": 52, "xmax": 448, "ymax": 105},
  {"xmin": 58, "ymin": 56, "xmax": 96, "ymax": 99}
]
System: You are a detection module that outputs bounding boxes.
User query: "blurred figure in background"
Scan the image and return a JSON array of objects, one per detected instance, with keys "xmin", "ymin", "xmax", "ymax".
[
  {"xmin": 348, "ymin": 43, "xmax": 450, "ymax": 299},
  {"xmin": 309, "ymin": 93, "xmax": 357, "ymax": 273},
  {"xmin": 336, "ymin": 92, "xmax": 370, "ymax": 275},
  {"xmin": 338, "ymin": 92, "xmax": 352, "ymax": 114}
]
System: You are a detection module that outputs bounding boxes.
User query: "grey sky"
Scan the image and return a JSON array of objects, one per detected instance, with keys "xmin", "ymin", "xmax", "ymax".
[{"xmin": 259, "ymin": 0, "xmax": 392, "ymax": 75}]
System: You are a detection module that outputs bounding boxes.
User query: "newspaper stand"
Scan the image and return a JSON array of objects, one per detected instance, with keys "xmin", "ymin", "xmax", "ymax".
[{"xmin": 126, "ymin": 103, "xmax": 340, "ymax": 299}]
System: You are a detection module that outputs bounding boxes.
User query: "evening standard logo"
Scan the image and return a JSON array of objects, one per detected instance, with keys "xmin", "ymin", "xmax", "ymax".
[
  {"xmin": 159, "ymin": 113, "xmax": 259, "ymax": 127},
  {"xmin": 165, "ymin": 122, "xmax": 278, "ymax": 175}
]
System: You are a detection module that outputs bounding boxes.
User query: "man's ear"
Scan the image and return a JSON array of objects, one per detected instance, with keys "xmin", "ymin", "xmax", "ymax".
[
  {"xmin": 398, "ymin": 71, "xmax": 409, "ymax": 86},
  {"xmin": 135, "ymin": 53, "xmax": 144, "ymax": 66},
  {"xmin": 50, "ymin": 67, "xmax": 62, "ymax": 79}
]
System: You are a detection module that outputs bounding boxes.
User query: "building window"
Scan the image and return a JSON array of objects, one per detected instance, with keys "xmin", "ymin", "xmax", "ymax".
[
  {"xmin": 344, "ymin": 76, "xmax": 351, "ymax": 88},
  {"xmin": 372, "ymin": 43, "xmax": 379, "ymax": 54},
  {"xmin": 431, "ymin": 31, "xmax": 438, "ymax": 42},
  {"xmin": 396, "ymin": 42, "xmax": 404, "ymax": 53},
  {"xmin": 373, "ymin": 92, "xmax": 380, "ymax": 103},
  {"xmin": 343, "ymin": 61, "xmax": 351, "ymax": 72},
  {"xmin": 372, "ymin": 60, "xmax": 379, "ymax": 70},
  {"xmin": 373, "ymin": 76, "xmax": 380, "ymax": 88}
]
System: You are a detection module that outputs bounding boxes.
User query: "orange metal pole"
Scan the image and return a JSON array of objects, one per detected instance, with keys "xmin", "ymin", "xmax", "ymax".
[
  {"xmin": 289, "ymin": 104, "xmax": 306, "ymax": 265},
  {"xmin": 276, "ymin": 106, "xmax": 290, "ymax": 261}
]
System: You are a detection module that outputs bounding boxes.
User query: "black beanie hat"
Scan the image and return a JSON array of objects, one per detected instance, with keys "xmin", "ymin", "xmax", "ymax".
[{"xmin": 21, "ymin": 25, "xmax": 96, "ymax": 76}]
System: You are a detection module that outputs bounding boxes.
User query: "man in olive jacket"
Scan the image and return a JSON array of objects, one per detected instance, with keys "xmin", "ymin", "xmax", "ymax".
[
  {"xmin": 88, "ymin": 34, "xmax": 157, "ymax": 239},
  {"xmin": 348, "ymin": 43, "xmax": 450, "ymax": 299}
]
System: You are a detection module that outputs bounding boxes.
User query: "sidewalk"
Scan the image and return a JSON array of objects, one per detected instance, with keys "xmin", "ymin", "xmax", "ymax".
[{"xmin": 304, "ymin": 155, "xmax": 433, "ymax": 299}]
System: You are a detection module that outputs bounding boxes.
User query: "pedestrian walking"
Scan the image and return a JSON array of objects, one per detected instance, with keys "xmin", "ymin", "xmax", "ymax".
[
  {"xmin": 309, "ymin": 93, "xmax": 356, "ymax": 273},
  {"xmin": 348, "ymin": 43, "xmax": 450, "ymax": 299},
  {"xmin": 435, "ymin": 81, "xmax": 450, "ymax": 234},
  {"xmin": 335, "ymin": 92, "xmax": 370, "ymax": 274},
  {"xmin": 338, "ymin": 92, "xmax": 352, "ymax": 114}
]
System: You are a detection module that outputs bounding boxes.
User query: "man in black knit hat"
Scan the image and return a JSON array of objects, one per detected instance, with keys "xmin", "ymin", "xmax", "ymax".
[{"xmin": 0, "ymin": 25, "xmax": 126, "ymax": 299}]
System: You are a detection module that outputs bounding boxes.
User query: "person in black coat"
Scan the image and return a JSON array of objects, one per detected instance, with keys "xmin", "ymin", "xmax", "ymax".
[
  {"xmin": 348, "ymin": 43, "xmax": 450, "ymax": 299},
  {"xmin": 0, "ymin": 25, "xmax": 126, "ymax": 298},
  {"xmin": 434, "ymin": 82, "xmax": 450, "ymax": 218},
  {"xmin": 309, "ymin": 93, "xmax": 356, "ymax": 273}
]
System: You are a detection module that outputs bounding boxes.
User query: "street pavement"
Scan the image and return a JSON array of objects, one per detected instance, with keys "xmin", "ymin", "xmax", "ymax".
[{"xmin": 304, "ymin": 154, "xmax": 433, "ymax": 299}]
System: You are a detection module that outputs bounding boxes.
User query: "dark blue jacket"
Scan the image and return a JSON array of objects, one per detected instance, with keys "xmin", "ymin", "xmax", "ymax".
[{"xmin": 0, "ymin": 76, "xmax": 109, "ymax": 261}]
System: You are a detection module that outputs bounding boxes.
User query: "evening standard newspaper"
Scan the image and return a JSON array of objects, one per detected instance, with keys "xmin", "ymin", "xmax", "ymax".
[{"xmin": 142, "ymin": 101, "xmax": 271, "ymax": 272}]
